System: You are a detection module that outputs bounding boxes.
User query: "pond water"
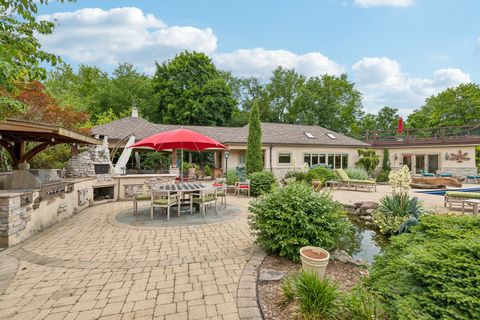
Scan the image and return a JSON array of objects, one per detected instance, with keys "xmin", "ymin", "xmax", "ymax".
[{"xmin": 345, "ymin": 215, "xmax": 389, "ymax": 264}]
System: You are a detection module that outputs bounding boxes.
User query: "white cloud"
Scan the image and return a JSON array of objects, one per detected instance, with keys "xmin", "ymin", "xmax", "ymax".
[
  {"xmin": 354, "ymin": 0, "xmax": 414, "ymax": 8},
  {"xmin": 213, "ymin": 48, "xmax": 344, "ymax": 78},
  {"xmin": 39, "ymin": 7, "xmax": 217, "ymax": 67},
  {"xmin": 352, "ymin": 57, "xmax": 471, "ymax": 115}
]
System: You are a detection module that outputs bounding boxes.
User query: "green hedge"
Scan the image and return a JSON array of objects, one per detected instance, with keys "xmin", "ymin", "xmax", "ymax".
[
  {"xmin": 368, "ymin": 215, "xmax": 480, "ymax": 319},
  {"xmin": 248, "ymin": 183, "xmax": 353, "ymax": 261}
]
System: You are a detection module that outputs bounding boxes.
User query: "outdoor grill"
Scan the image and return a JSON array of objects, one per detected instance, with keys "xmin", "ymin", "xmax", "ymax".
[{"xmin": 4, "ymin": 169, "xmax": 67, "ymax": 199}]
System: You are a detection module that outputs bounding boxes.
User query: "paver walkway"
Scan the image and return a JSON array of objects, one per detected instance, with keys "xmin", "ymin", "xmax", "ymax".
[{"xmin": 0, "ymin": 197, "xmax": 264, "ymax": 320}]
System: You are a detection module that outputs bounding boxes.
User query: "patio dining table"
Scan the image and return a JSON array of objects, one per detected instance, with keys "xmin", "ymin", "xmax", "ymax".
[{"xmin": 152, "ymin": 183, "xmax": 207, "ymax": 214}]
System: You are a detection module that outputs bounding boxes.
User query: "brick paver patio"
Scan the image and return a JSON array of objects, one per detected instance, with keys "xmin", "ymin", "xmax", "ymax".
[{"xmin": 0, "ymin": 197, "xmax": 264, "ymax": 320}]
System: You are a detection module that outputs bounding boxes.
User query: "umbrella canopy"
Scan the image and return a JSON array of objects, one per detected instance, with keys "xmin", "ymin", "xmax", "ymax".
[
  {"xmin": 130, "ymin": 128, "xmax": 227, "ymax": 151},
  {"xmin": 397, "ymin": 117, "xmax": 404, "ymax": 134}
]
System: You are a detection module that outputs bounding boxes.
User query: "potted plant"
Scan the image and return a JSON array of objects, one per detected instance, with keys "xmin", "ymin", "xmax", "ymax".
[{"xmin": 299, "ymin": 246, "xmax": 330, "ymax": 278}]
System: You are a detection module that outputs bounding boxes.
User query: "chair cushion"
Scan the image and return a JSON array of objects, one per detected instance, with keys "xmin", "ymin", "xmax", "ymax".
[
  {"xmin": 152, "ymin": 199, "xmax": 177, "ymax": 205},
  {"xmin": 193, "ymin": 196, "xmax": 216, "ymax": 203},
  {"xmin": 134, "ymin": 193, "xmax": 150, "ymax": 200},
  {"xmin": 217, "ymin": 192, "xmax": 226, "ymax": 196},
  {"xmin": 335, "ymin": 169, "xmax": 350, "ymax": 181},
  {"xmin": 439, "ymin": 173, "xmax": 453, "ymax": 177},
  {"xmin": 349, "ymin": 179, "xmax": 376, "ymax": 185},
  {"xmin": 446, "ymin": 192, "xmax": 480, "ymax": 199},
  {"xmin": 238, "ymin": 185, "xmax": 250, "ymax": 189},
  {"xmin": 467, "ymin": 175, "xmax": 480, "ymax": 179},
  {"xmin": 212, "ymin": 183, "xmax": 224, "ymax": 187}
]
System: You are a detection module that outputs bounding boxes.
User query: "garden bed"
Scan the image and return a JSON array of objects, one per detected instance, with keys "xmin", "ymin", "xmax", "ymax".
[{"xmin": 258, "ymin": 254, "xmax": 365, "ymax": 320}]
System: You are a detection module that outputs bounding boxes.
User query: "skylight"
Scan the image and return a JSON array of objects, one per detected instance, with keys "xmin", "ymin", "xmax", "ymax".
[
  {"xmin": 304, "ymin": 132, "xmax": 315, "ymax": 139},
  {"xmin": 326, "ymin": 133, "xmax": 337, "ymax": 140}
]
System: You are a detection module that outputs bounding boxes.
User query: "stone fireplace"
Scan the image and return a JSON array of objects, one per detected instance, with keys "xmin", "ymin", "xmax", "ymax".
[{"xmin": 93, "ymin": 185, "xmax": 115, "ymax": 202}]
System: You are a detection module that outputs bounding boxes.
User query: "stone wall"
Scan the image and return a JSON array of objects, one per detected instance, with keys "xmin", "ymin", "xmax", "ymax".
[
  {"xmin": 440, "ymin": 167, "xmax": 478, "ymax": 177},
  {"xmin": 65, "ymin": 137, "xmax": 112, "ymax": 178}
]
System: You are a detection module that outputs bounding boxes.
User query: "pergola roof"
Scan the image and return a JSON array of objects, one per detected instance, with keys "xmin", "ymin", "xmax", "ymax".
[
  {"xmin": 0, "ymin": 119, "xmax": 100, "ymax": 145},
  {"xmin": 0, "ymin": 119, "xmax": 101, "ymax": 168}
]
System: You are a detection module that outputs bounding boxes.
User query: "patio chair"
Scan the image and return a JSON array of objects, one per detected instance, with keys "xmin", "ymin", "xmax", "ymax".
[
  {"xmin": 466, "ymin": 175, "xmax": 480, "ymax": 183},
  {"xmin": 133, "ymin": 189, "xmax": 151, "ymax": 215},
  {"xmin": 235, "ymin": 179, "xmax": 251, "ymax": 197},
  {"xmin": 150, "ymin": 190, "xmax": 180, "ymax": 221},
  {"xmin": 212, "ymin": 178, "xmax": 227, "ymax": 208},
  {"xmin": 438, "ymin": 172, "xmax": 453, "ymax": 177},
  {"xmin": 444, "ymin": 191, "xmax": 480, "ymax": 210},
  {"xmin": 335, "ymin": 169, "xmax": 376, "ymax": 192},
  {"xmin": 420, "ymin": 169, "xmax": 435, "ymax": 177},
  {"xmin": 192, "ymin": 187, "xmax": 218, "ymax": 217}
]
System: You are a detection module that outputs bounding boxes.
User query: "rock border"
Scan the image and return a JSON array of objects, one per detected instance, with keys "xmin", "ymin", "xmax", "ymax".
[{"xmin": 236, "ymin": 247, "xmax": 267, "ymax": 319}]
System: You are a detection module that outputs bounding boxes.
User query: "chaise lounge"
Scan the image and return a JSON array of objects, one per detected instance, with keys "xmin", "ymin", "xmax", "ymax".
[
  {"xmin": 335, "ymin": 169, "xmax": 377, "ymax": 192},
  {"xmin": 444, "ymin": 191, "xmax": 480, "ymax": 211},
  {"xmin": 466, "ymin": 175, "xmax": 480, "ymax": 183}
]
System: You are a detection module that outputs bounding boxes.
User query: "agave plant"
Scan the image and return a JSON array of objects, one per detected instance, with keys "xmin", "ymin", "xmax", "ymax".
[
  {"xmin": 345, "ymin": 167, "xmax": 369, "ymax": 180},
  {"xmin": 372, "ymin": 193, "xmax": 427, "ymax": 235}
]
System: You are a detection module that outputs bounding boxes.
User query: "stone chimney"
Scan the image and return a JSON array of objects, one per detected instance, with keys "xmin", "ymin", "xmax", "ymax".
[{"xmin": 131, "ymin": 106, "xmax": 138, "ymax": 118}]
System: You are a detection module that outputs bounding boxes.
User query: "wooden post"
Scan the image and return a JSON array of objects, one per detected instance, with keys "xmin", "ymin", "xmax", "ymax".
[{"xmin": 171, "ymin": 149, "xmax": 177, "ymax": 167}]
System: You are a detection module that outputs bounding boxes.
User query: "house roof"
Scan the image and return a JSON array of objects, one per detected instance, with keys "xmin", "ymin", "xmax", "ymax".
[{"xmin": 91, "ymin": 116, "xmax": 369, "ymax": 147}]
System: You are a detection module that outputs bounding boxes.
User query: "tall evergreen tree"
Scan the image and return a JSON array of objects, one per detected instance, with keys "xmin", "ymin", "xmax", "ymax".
[{"xmin": 246, "ymin": 100, "xmax": 263, "ymax": 175}]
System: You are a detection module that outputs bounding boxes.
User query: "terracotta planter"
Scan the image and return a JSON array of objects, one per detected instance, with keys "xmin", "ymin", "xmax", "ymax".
[
  {"xmin": 300, "ymin": 246, "xmax": 330, "ymax": 278},
  {"xmin": 311, "ymin": 180, "xmax": 322, "ymax": 191}
]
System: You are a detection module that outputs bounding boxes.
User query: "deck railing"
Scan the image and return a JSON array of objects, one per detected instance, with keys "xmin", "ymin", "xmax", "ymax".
[{"xmin": 365, "ymin": 124, "xmax": 480, "ymax": 146}]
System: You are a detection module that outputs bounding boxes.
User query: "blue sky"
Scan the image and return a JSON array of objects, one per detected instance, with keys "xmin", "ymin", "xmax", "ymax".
[{"xmin": 37, "ymin": 0, "xmax": 479, "ymax": 116}]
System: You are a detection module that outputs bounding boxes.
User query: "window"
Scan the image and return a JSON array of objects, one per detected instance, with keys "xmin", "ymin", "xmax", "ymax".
[
  {"xmin": 238, "ymin": 151, "xmax": 246, "ymax": 166},
  {"xmin": 334, "ymin": 154, "xmax": 342, "ymax": 169},
  {"xmin": 278, "ymin": 153, "xmax": 291, "ymax": 164},
  {"xmin": 341, "ymin": 154, "xmax": 348, "ymax": 168},
  {"xmin": 304, "ymin": 154, "xmax": 311, "ymax": 167},
  {"xmin": 328, "ymin": 154, "xmax": 334, "ymax": 167},
  {"xmin": 319, "ymin": 154, "xmax": 326, "ymax": 165},
  {"xmin": 326, "ymin": 133, "xmax": 337, "ymax": 139},
  {"xmin": 304, "ymin": 132, "xmax": 315, "ymax": 139},
  {"xmin": 312, "ymin": 154, "xmax": 319, "ymax": 166}
]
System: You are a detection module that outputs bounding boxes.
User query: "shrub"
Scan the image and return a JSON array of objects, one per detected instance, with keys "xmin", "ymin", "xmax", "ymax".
[
  {"xmin": 141, "ymin": 152, "xmax": 171, "ymax": 171},
  {"xmin": 248, "ymin": 183, "xmax": 354, "ymax": 261},
  {"xmin": 388, "ymin": 165, "xmax": 411, "ymax": 194},
  {"xmin": 30, "ymin": 144, "xmax": 71, "ymax": 169},
  {"xmin": 226, "ymin": 169, "xmax": 239, "ymax": 185},
  {"xmin": 246, "ymin": 100, "xmax": 263, "ymax": 174},
  {"xmin": 235, "ymin": 166, "xmax": 247, "ymax": 181},
  {"xmin": 203, "ymin": 164, "xmax": 211, "ymax": 177},
  {"xmin": 372, "ymin": 193, "xmax": 427, "ymax": 235},
  {"xmin": 281, "ymin": 270, "xmax": 339, "ymax": 319},
  {"xmin": 375, "ymin": 170, "xmax": 390, "ymax": 183},
  {"xmin": 307, "ymin": 165, "xmax": 336, "ymax": 184},
  {"xmin": 248, "ymin": 171, "xmax": 277, "ymax": 196},
  {"xmin": 341, "ymin": 285, "xmax": 388, "ymax": 320},
  {"xmin": 368, "ymin": 215, "xmax": 480, "ymax": 319},
  {"xmin": 345, "ymin": 167, "xmax": 369, "ymax": 180},
  {"xmin": 284, "ymin": 170, "xmax": 308, "ymax": 182}
]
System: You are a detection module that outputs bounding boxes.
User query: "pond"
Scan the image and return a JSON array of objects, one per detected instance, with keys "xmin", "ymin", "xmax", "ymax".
[{"xmin": 345, "ymin": 214, "xmax": 389, "ymax": 264}]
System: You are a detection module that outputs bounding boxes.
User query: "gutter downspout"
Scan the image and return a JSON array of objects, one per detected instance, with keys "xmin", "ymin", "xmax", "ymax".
[{"xmin": 269, "ymin": 145, "xmax": 273, "ymax": 172}]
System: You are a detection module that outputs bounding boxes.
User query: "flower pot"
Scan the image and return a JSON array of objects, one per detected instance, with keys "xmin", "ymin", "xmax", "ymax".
[
  {"xmin": 300, "ymin": 246, "xmax": 330, "ymax": 278},
  {"xmin": 311, "ymin": 180, "xmax": 322, "ymax": 191}
]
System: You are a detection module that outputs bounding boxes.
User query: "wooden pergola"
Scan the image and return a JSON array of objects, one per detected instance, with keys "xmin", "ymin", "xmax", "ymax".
[{"xmin": 0, "ymin": 119, "xmax": 101, "ymax": 168}]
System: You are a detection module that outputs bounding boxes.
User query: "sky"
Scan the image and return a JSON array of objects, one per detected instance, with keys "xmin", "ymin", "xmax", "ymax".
[{"xmin": 37, "ymin": 0, "xmax": 480, "ymax": 116}]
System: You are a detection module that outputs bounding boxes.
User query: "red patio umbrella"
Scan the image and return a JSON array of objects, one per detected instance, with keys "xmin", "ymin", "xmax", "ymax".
[
  {"xmin": 130, "ymin": 128, "xmax": 227, "ymax": 180},
  {"xmin": 397, "ymin": 117, "xmax": 404, "ymax": 134}
]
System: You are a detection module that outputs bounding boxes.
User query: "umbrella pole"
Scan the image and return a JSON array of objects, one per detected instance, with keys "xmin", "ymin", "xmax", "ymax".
[{"xmin": 181, "ymin": 149, "xmax": 183, "ymax": 182}]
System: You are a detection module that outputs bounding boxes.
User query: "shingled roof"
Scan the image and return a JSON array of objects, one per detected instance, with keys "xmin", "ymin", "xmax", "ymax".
[{"xmin": 92, "ymin": 116, "xmax": 368, "ymax": 147}]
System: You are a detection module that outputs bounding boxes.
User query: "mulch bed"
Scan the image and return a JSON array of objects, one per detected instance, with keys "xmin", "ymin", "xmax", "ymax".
[{"xmin": 258, "ymin": 254, "xmax": 365, "ymax": 320}]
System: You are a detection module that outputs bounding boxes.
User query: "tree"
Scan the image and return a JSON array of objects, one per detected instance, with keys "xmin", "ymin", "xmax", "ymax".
[
  {"xmin": 15, "ymin": 81, "xmax": 89, "ymax": 129},
  {"xmin": 246, "ymin": 100, "xmax": 263, "ymax": 175},
  {"xmin": 375, "ymin": 107, "xmax": 399, "ymax": 132},
  {"xmin": 356, "ymin": 149, "xmax": 380, "ymax": 175},
  {"xmin": 407, "ymin": 83, "xmax": 480, "ymax": 128},
  {"xmin": 149, "ymin": 51, "xmax": 235, "ymax": 126},
  {"xmin": 266, "ymin": 67, "xmax": 305, "ymax": 123},
  {"xmin": 0, "ymin": 0, "xmax": 70, "ymax": 119},
  {"xmin": 291, "ymin": 74, "xmax": 363, "ymax": 135}
]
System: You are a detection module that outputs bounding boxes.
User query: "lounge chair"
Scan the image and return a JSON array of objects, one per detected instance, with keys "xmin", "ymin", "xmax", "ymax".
[
  {"xmin": 420, "ymin": 169, "xmax": 435, "ymax": 177},
  {"xmin": 438, "ymin": 172, "xmax": 453, "ymax": 177},
  {"xmin": 335, "ymin": 169, "xmax": 376, "ymax": 192},
  {"xmin": 466, "ymin": 175, "xmax": 480, "ymax": 183},
  {"xmin": 444, "ymin": 191, "xmax": 480, "ymax": 210}
]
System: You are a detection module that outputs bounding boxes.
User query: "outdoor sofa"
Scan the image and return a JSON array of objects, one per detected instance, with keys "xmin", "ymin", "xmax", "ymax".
[
  {"xmin": 444, "ymin": 191, "xmax": 480, "ymax": 210},
  {"xmin": 335, "ymin": 169, "xmax": 377, "ymax": 192}
]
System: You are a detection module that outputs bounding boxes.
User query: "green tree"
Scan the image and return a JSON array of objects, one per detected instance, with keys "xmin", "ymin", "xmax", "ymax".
[
  {"xmin": 375, "ymin": 106, "xmax": 399, "ymax": 131},
  {"xmin": 356, "ymin": 149, "xmax": 380, "ymax": 175},
  {"xmin": 0, "ymin": 0, "xmax": 71, "ymax": 119},
  {"xmin": 246, "ymin": 100, "xmax": 263, "ymax": 174},
  {"xmin": 266, "ymin": 67, "xmax": 305, "ymax": 123},
  {"xmin": 292, "ymin": 74, "xmax": 363, "ymax": 135},
  {"xmin": 149, "ymin": 51, "xmax": 235, "ymax": 126},
  {"xmin": 407, "ymin": 83, "xmax": 480, "ymax": 128}
]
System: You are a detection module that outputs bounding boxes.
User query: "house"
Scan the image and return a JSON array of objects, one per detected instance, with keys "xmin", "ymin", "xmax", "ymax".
[{"xmin": 92, "ymin": 108, "xmax": 479, "ymax": 178}]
